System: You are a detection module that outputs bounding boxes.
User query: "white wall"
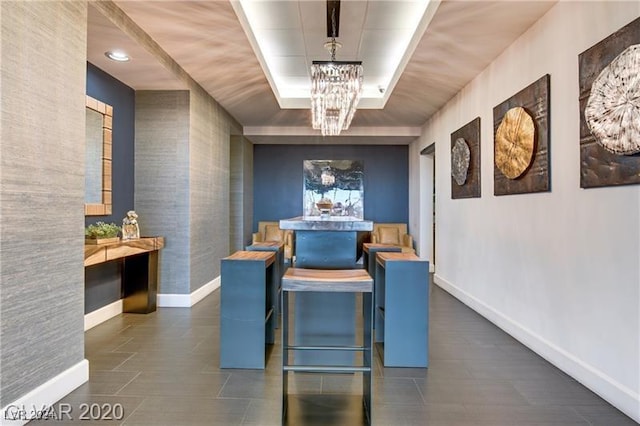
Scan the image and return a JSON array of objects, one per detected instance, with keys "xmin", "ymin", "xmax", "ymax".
[{"xmin": 411, "ymin": 2, "xmax": 640, "ymax": 421}]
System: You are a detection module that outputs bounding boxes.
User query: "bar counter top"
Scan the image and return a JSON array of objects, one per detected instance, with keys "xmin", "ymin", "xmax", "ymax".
[{"xmin": 279, "ymin": 216, "xmax": 373, "ymax": 232}]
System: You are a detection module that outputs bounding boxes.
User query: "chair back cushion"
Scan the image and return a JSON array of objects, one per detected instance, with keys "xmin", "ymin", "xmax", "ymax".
[
  {"xmin": 264, "ymin": 224, "xmax": 283, "ymax": 242},
  {"xmin": 378, "ymin": 226, "xmax": 400, "ymax": 245}
]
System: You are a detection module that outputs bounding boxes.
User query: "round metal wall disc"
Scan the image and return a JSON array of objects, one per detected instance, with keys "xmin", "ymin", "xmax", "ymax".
[
  {"xmin": 585, "ymin": 44, "xmax": 640, "ymax": 156},
  {"xmin": 451, "ymin": 137, "xmax": 471, "ymax": 186},
  {"xmin": 495, "ymin": 106, "xmax": 535, "ymax": 179}
]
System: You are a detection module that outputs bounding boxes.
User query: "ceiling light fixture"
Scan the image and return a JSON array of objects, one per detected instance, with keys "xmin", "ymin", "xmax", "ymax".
[
  {"xmin": 105, "ymin": 50, "xmax": 130, "ymax": 62},
  {"xmin": 311, "ymin": 0, "xmax": 363, "ymax": 137}
]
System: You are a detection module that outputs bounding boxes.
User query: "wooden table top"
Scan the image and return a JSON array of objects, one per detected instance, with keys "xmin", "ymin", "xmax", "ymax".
[
  {"xmin": 282, "ymin": 268, "xmax": 373, "ymax": 293},
  {"xmin": 248, "ymin": 241, "xmax": 284, "ymax": 248},
  {"xmin": 224, "ymin": 250, "xmax": 275, "ymax": 267},
  {"xmin": 84, "ymin": 236, "xmax": 164, "ymax": 267},
  {"xmin": 376, "ymin": 252, "xmax": 421, "ymax": 267}
]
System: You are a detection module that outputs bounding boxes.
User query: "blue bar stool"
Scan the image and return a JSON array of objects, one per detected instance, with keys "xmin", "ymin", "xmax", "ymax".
[{"xmin": 281, "ymin": 268, "xmax": 373, "ymax": 425}]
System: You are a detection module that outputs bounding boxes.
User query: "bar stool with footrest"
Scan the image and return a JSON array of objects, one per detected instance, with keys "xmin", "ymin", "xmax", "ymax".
[{"xmin": 281, "ymin": 268, "xmax": 374, "ymax": 425}]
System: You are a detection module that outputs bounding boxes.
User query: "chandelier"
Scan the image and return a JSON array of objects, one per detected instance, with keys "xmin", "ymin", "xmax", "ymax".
[{"xmin": 311, "ymin": 1, "xmax": 363, "ymax": 137}]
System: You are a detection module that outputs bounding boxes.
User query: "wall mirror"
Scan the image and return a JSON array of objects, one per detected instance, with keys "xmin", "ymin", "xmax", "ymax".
[
  {"xmin": 303, "ymin": 160, "xmax": 364, "ymax": 219},
  {"xmin": 85, "ymin": 95, "xmax": 113, "ymax": 215}
]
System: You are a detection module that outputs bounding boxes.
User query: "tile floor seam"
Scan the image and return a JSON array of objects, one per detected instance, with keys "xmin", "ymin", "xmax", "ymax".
[
  {"xmin": 120, "ymin": 396, "xmax": 146, "ymax": 426},
  {"xmin": 113, "ymin": 371, "xmax": 142, "ymax": 396},
  {"xmin": 111, "ymin": 337, "xmax": 134, "ymax": 351},
  {"xmin": 216, "ymin": 373, "xmax": 233, "ymax": 398},
  {"xmin": 108, "ymin": 352, "xmax": 137, "ymax": 371},
  {"xmin": 413, "ymin": 378, "xmax": 426, "ymax": 405},
  {"xmin": 239, "ymin": 399, "xmax": 252, "ymax": 425},
  {"xmin": 571, "ymin": 406, "xmax": 596, "ymax": 426}
]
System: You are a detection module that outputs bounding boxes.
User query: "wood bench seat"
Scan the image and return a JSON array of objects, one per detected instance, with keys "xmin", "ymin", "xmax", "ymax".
[{"xmin": 282, "ymin": 268, "xmax": 373, "ymax": 293}]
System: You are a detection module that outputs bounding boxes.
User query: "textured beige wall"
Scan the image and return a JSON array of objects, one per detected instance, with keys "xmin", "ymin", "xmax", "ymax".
[
  {"xmin": 94, "ymin": 1, "xmax": 241, "ymax": 295},
  {"xmin": 135, "ymin": 91, "xmax": 191, "ymax": 295},
  {"xmin": 0, "ymin": 1, "xmax": 87, "ymax": 406},
  {"xmin": 189, "ymin": 85, "xmax": 231, "ymax": 292},
  {"xmin": 230, "ymin": 135, "xmax": 254, "ymax": 253}
]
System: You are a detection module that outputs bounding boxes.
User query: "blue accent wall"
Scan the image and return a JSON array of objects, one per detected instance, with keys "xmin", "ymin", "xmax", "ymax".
[
  {"xmin": 85, "ymin": 63, "xmax": 134, "ymax": 314},
  {"xmin": 85, "ymin": 62, "xmax": 135, "ymax": 227},
  {"xmin": 253, "ymin": 144, "xmax": 408, "ymax": 233}
]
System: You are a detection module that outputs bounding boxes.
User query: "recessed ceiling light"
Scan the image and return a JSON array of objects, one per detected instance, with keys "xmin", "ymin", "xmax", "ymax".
[{"xmin": 105, "ymin": 50, "xmax": 130, "ymax": 62}]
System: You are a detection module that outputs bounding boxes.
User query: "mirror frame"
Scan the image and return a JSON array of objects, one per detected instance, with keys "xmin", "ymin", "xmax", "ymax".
[{"xmin": 85, "ymin": 95, "xmax": 113, "ymax": 216}]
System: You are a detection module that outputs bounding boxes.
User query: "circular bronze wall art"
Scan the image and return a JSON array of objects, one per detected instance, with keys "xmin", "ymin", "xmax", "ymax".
[
  {"xmin": 451, "ymin": 137, "xmax": 471, "ymax": 186},
  {"xmin": 585, "ymin": 44, "xmax": 640, "ymax": 155},
  {"xmin": 495, "ymin": 106, "xmax": 535, "ymax": 179}
]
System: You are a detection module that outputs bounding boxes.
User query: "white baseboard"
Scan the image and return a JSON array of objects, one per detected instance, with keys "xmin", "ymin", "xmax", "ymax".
[
  {"xmin": 1, "ymin": 360, "xmax": 89, "ymax": 426},
  {"xmin": 84, "ymin": 300, "xmax": 123, "ymax": 331},
  {"xmin": 157, "ymin": 276, "xmax": 220, "ymax": 308},
  {"xmin": 433, "ymin": 274, "xmax": 640, "ymax": 424}
]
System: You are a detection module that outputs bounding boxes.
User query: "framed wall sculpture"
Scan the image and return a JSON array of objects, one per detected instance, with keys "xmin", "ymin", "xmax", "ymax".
[
  {"xmin": 579, "ymin": 16, "xmax": 640, "ymax": 188},
  {"xmin": 303, "ymin": 160, "xmax": 364, "ymax": 218},
  {"xmin": 451, "ymin": 117, "xmax": 481, "ymax": 199},
  {"xmin": 493, "ymin": 74, "xmax": 550, "ymax": 196}
]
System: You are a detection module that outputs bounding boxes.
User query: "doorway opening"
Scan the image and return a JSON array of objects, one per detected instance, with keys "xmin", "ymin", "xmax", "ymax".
[{"xmin": 420, "ymin": 143, "xmax": 435, "ymax": 272}]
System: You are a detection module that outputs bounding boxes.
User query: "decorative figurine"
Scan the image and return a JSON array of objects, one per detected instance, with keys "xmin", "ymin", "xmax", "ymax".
[{"xmin": 122, "ymin": 210, "xmax": 140, "ymax": 240}]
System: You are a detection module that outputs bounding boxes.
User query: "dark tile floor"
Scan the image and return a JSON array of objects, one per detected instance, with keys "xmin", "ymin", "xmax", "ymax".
[{"xmin": 46, "ymin": 284, "xmax": 636, "ymax": 425}]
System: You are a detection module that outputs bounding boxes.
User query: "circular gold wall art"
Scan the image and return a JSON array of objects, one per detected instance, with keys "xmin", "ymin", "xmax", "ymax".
[
  {"xmin": 451, "ymin": 138, "xmax": 471, "ymax": 186},
  {"xmin": 585, "ymin": 44, "xmax": 640, "ymax": 155},
  {"xmin": 495, "ymin": 106, "xmax": 535, "ymax": 179}
]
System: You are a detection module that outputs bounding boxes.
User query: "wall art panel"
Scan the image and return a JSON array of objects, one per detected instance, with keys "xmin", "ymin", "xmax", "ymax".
[
  {"xmin": 451, "ymin": 117, "xmax": 481, "ymax": 199},
  {"xmin": 579, "ymin": 16, "xmax": 640, "ymax": 188},
  {"xmin": 493, "ymin": 74, "xmax": 551, "ymax": 196}
]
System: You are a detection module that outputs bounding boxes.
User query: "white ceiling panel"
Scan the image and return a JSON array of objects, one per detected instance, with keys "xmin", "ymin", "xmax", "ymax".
[
  {"xmin": 359, "ymin": 29, "xmax": 412, "ymax": 57},
  {"xmin": 260, "ymin": 29, "xmax": 307, "ymax": 56},
  {"xmin": 298, "ymin": 1, "xmax": 332, "ymax": 31},
  {"xmin": 270, "ymin": 56, "xmax": 310, "ymax": 77},
  {"xmin": 243, "ymin": 1, "xmax": 302, "ymax": 29},
  {"xmin": 333, "ymin": 1, "xmax": 368, "ymax": 34}
]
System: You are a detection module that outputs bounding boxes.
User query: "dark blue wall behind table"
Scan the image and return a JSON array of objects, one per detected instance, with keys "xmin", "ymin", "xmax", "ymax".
[
  {"xmin": 253, "ymin": 144, "xmax": 408, "ymax": 233},
  {"xmin": 85, "ymin": 62, "xmax": 135, "ymax": 227},
  {"xmin": 85, "ymin": 63, "xmax": 135, "ymax": 314}
]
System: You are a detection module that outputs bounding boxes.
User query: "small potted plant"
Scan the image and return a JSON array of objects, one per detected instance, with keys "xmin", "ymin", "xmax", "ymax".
[{"xmin": 85, "ymin": 221, "xmax": 121, "ymax": 245}]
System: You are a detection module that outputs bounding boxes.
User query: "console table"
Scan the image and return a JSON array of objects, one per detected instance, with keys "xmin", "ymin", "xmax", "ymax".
[{"xmin": 84, "ymin": 237, "xmax": 165, "ymax": 314}]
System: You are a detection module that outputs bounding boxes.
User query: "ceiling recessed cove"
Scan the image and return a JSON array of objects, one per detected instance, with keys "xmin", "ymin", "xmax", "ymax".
[{"xmin": 231, "ymin": 0, "xmax": 433, "ymax": 110}]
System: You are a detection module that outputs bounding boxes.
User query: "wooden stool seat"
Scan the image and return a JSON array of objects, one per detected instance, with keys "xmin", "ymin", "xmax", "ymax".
[{"xmin": 282, "ymin": 268, "xmax": 372, "ymax": 292}]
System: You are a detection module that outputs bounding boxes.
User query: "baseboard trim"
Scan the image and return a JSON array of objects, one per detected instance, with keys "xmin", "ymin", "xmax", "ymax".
[
  {"xmin": 1, "ymin": 359, "xmax": 89, "ymax": 426},
  {"xmin": 84, "ymin": 300, "xmax": 123, "ymax": 331},
  {"xmin": 433, "ymin": 274, "xmax": 640, "ymax": 423},
  {"xmin": 157, "ymin": 276, "xmax": 220, "ymax": 308}
]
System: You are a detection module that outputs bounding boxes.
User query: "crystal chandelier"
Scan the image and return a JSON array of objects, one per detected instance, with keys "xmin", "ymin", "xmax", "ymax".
[{"xmin": 310, "ymin": 1, "xmax": 363, "ymax": 137}]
